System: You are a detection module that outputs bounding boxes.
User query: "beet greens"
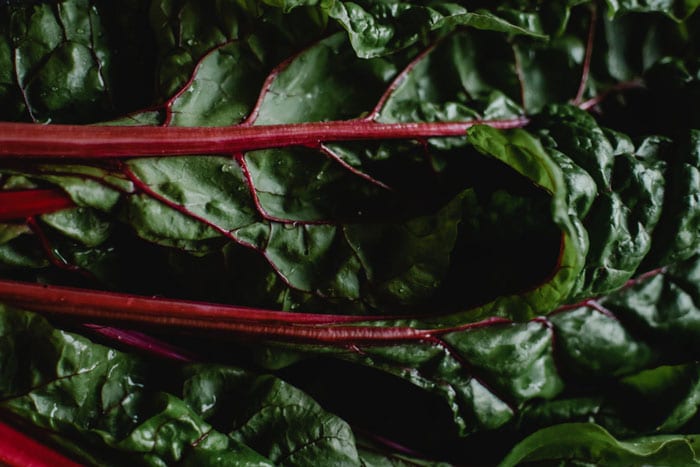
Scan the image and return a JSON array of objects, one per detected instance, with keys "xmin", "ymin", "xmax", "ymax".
[{"xmin": 1, "ymin": 1, "xmax": 700, "ymax": 465}]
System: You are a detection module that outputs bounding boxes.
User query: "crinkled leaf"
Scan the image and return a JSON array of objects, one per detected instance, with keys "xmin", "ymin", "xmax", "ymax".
[
  {"xmin": 0, "ymin": 304, "xmax": 361, "ymax": 466},
  {"xmin": 0, "ymin": 1, "xmax": 112, "ymax": 123},
  {"xmin": 536, "ymin": 106, "xmax": 668, "ymax": 298},
  {"xmin": 1, "ymin": 3, "xmax": 700, "ymax": 464},
  {"xmin": 606, "ymin": 0, "xmax": 700, "ymax": 20},
  {"xmin": 320, "ymin": 1, "xmax": 545, "ymax": 59},
  {"xmin": 269, "ymin": 256, "xmax": 700, "ymax": 452}
]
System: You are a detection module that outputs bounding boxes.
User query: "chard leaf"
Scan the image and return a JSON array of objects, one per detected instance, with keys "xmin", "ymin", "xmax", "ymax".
[
  {"xmin": 40, "ymin": 207, "xmax": 111, "ymax": 248},
  {"xmin": 0, "ymin": 0, "xmax": 161, "ymax": 123},
  {"xmin": 601, "ymin": 10, "xmax": 691, "ymax": 83},
  {"xmin": 536, "ymin": 106, "xmax": 668, "ymax": 298},
  {"xmin": 643, "ymin": 130, "xmax": 700, "ymax": 266},
  {"xmin": 149, "ymin": 0, "xmax": 243, "ymax": 99},
  {"xmin": 375, "ymin": 30, "xmax": 524, "ymax": 124},
  {"xmin": 606, "ymin": 0, "xmax": 700, "ymax": 20},
  {"xmin": 0, "ymin": 236, "xmax": 47, "ymax": 268},
  {"xmin": 0, "ymin": 0, "xmax": 112, "ymax": 123},
  {"xmin": 120, "ymin": 124, "xmax": 579, "ymax": 318},
  {"xmin": 0, "ymin": 304, "xmax": 361, "ymax": 466},
  {"xmin": 53, "ymin": 29, "xmax": 583, "ymax": 317},
  {"xmin": 1, "ymin": 2, "xmax": 700, "ymax": 464},
  {"xmin": 163, "ymin": 42, "xmax": 266, "ymax": 127},
  {"xmin": 4, "ymin": 4, "xmax": 693, "ymax": 319},
  {"xmin": 183, "ymin": 366, "xmax": 360, "ymax": 465},
  {"xmin": 606, "ymin": 254, "xmax": 700, "ymax": 348},
  {"xmin": 500, "ymin": 423, "xmax": 700, "ymax": 467},
  {"xmin": 326, "ymin": 1, "xmax": 545, "ymax": 59},
  {"xmin": 265, "ymin": 256, "xmax": 700, "ymax": 447},
  {"xmin": 258, "ymin": 0, "xmax": 546, "ymax": 58}
]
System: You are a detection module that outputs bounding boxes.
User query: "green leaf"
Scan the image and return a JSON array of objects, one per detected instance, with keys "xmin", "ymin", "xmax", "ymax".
[
  {"xmin": 184, "ymin": 366, "xmax": 360, "ymax": 465},
  {"xmin": 149, "ymin": 0, "xmax": 243, "ymax": 99},
  {"xmin": 453, "ymin": 125, "xmax": 586, "ymax": 321},
  {"xmin": 538, "ymin": 106, "xmax": 668, "ymax": 299},
  {"xmin": 0, "ymin": 0, "xmax": 112, "ymax": 123},
  {"xmin": 549, "ymin": 308, "xmax": 654, "ymax": 378},
  {"xmin": 644, "ymin": 130, "xmax": 700, "ymax": 266},
  {"xmin": 2, "ymin": 3, "xmax": 700, "ymax": 463},
  {"xmin": 165, "ymin": 42, "xmax": 266, "ymax": 127},
  {"xmin": 376, "ymin": 31, "xmax": 523, "ymax": 124},
  {"xmin": 40, "ymin": 207, "xmax": 111, "ymax": 248},
  {"xmin": 325, "ymin": 1, "xmax": 545, "ymax": 59},
  {"xmin": 606, "ymin": 0, "xmax": 700, "ymax": 21},
  {"xmin": 0, "ymin": 304, "xmax": 361, "ymax": 466},
  {"xmin": 0, "ymin": 223, "xmax": 30, "ymax": 245},
  {"xmin": 621, "ymin": 364, "xmax": 700, "ymax": 431},
  {"xmin": 606, "ymin": 255, "xmax": 700, "ymax": 348},
  {"xmin": 500, "ymin": 423, "xmax": 700, "ymax": 467},
  {"xmin": 253, "ymin": 32, "xmax": 396, "ymax": 124}
]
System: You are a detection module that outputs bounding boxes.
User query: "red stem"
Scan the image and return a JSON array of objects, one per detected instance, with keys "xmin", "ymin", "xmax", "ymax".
[
  {"xmin": 578, "ymin": 79, "xmax": 644, "ymax": 111},
  {"xmin": 26, "ymin": 217, "xmax": 84, "ymax": 273},
  {"xmin": 0, "ymin": 118, "xmax": 529, "ymax": 159},
  {"xmin": 585, "ymin": 299, "xmax": 617, "ymax": 319},
  {"xmin": 81, "ymin": 324, "xmax": 196, "ymax": 362},
  {"xmin": 0, "ymin": 419, "xmax": 82, "ymax": 467},
  {"xmin": 573, "ymin": 5, "xmax": 597, "ymax": 105},
  {"xmin": 0, "ymin": 279, "xmax": 510, "ymax": 344},
  {"xmin": 0, "ymin": 189, "xmax": 74, "ymax": 221}
]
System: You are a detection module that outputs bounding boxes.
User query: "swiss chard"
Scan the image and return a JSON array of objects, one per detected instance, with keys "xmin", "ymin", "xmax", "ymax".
[{"xmin": 1, "ymin": 0, "xmax": 700, "ymax": 465}]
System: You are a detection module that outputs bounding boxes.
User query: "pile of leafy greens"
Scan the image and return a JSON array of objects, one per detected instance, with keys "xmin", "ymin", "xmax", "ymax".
[{"xmin": 1, "ymin": 0, "xmax": 700, "ymax": 465}]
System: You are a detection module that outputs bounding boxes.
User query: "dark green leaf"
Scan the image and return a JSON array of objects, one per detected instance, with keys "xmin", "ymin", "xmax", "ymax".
[{"xmin": 0, "ymin": 304, "xmax": 361, "ymax": 466}]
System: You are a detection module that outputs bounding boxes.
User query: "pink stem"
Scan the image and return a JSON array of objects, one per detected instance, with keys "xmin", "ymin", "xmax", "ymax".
[
  {"xmin": 0, "ymin": 419, "xmax": 82, "ymax": 467},
  {"xmin": 0, "ymin": 279, "xmax": 509, "ymax": 344},
  {"xmin": 625, "ymin": 266, "xmax": 666, "ymax": 286},
  {"xmin": 0, "ymin": 264, "xmax": 667, "ymax": 351},
  {"xmin": 0, "ymin": 189, "xmax": 74, "ymax": 221},
  {"xmin": 585, "ymin": 299, "xmax": 617, "ymax": 319},
  {"xmin": 26, "ymin": 217, "xmax": 82, "ymax": 273},
  {"xmin": 82, "ymin": 324, "xmax": 196, "ymax": 362},
  {"xmin": 0, "ymin": 118, "xmax": 530, "ymax": 159},
  {"xmin": 577, "ymin": 80, "xmax": 644, "ymax": 111}
]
